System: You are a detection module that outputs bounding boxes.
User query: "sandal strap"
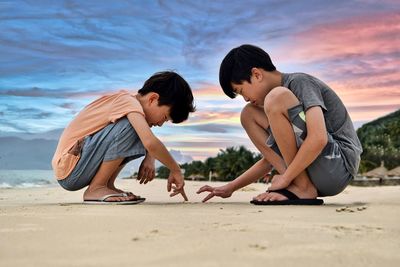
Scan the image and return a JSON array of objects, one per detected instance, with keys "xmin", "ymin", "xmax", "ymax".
[
  {"xmin": 101, "ymin": 193, "xmax": 127, "ymax": 201},
  {"xmin": 267, "ymin": 189, "xmax": 299, "ymax": 200}
]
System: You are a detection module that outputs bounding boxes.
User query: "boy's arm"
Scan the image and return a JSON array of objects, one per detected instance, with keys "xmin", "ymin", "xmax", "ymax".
[
  {"xmin": 269, "ymin": 106, "xmax": 328, "ymax": 190},
  {"xmin": 197, "ymin": 158, "xmax": 272, "ymax": 202},
  {"xmin": 137, "ymin": 153, "xmax": 155, "ymax": 184},
  {"xmin": 127, "ymin": 112, "xmax": 187, "ymax": 200},
  {"xmin": 228, "ymin": 158, "xmax": 272, "ymax": 191}
]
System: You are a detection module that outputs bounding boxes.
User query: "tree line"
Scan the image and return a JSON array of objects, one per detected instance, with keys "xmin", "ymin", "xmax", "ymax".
[
  {"xmin": 356, "ymin": 109, "xmax": 399, "ymax": 173},
  {"xmin": 157, "ymin": 109, "xmax": 399, "ymax": 180},
  {"xmin": 157, "ymin": 146, "xmax": 262, "ymax": 181}
]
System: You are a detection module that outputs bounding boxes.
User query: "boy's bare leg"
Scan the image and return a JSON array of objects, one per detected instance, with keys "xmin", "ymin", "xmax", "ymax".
[
  {"xmin": 106, "ymin": 163, "xmax": 140, "ymax": 197},
  {"xmin": 240, "ymin": 104, "xmax": 287, "ymax": 174},
  {"xmin": 107, "ymin": 163, "xmax": 126, "ymax": 191},
  {"xmin": 256, "ymin": 87, "xmax": 318, "ymax": 201},
  {"xmin": 84, "ymin": 158, "xmax": 136, "ymax": 201}
]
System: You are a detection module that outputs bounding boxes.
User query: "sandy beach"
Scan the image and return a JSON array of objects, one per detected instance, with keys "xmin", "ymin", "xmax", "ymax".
[{"xmin": 1, "ymin": 179, "xmax": 399, "ymax": 267}]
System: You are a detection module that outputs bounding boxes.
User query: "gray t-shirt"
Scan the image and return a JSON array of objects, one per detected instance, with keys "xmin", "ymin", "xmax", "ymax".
[{"xmin": 282, "ymin": 72, "xmax": 363, "ymax": 177}]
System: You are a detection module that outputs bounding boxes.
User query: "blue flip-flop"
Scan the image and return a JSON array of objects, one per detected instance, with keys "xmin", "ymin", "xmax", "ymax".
[{"xmin": 250, "ymin": 189, "xmax": 323, "ymax": 205}]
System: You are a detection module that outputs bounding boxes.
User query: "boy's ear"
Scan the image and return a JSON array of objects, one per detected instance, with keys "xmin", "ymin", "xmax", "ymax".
[
  {"xmin": 148, "ymin": 92, "xmax": 160, "ymax": 105},
  {"xmin": 251, "ymin": 67, "xmax": 263, "ymax": 82}
]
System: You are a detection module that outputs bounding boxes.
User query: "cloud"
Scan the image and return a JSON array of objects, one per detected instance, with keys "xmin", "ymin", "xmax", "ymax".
[
  {"xmin": 0, "ymin": 0, "xmax": 398, "ymax": 161},
  {"xmin": 269, "ymin": 11, "xmax": 400, "ymax": 122},
  {"xmin": 347, "ymin": 104, "xmax": 400, "ymax": 113},
  {"xmin": 277, "ymin": 12, "xmax": 400, "ymax": 85},
  {"xmin": 0, "ymin": 87, "xmax": 113, "ymax": 99},
  {"xmin": 186, "ymin": 110, "xmax": 241, "ymax": 125},
  {"xmin": 193, "ymin": 83, "xmax": 224, "ymax": 97},
  {"xmin": 3, "ymin": 106, "xmax": 53, "ymax": 119},
  {"xmin": 168, "ymin": 149, "xmax": 193, "ymax": 164},
  {"xmin": 183, "ymin": 123, "xmax": 242, "ymax": 133},
  {"xmin": 59, "ymin": 103, "xmax": 75, "ymax": 109}
]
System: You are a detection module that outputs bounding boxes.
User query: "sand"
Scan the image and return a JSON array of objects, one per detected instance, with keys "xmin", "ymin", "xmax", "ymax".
[{"xmin": 1, "ymin": 179, "xmax": 399, "ymax": 267}]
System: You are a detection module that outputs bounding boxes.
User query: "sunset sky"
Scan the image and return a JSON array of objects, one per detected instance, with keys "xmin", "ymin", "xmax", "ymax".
[{"xmin": 0, "ymin": 0, "xmax": 399, "ymax": 161}]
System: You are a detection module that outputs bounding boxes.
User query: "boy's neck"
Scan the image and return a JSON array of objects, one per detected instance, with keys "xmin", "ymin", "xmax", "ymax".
[
  {"xmin": 135, "ymin": 93, "xmax": 146, "ymax": 107},
  {"xmin": 261, "ymin": 69, "xmax": 283, "ymax": 94}
]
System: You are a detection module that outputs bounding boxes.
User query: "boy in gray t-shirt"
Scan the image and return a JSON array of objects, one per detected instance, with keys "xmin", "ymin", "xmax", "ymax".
[{"xmin": 197, "ymin": 44, "xmax": 362, "ymax": 205}]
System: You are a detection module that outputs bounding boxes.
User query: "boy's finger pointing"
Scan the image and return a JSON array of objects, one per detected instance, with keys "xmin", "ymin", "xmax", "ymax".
[
  {"xmin": 202, "ymin": 192, "xmax": 215, "ymax": 202},
  {"xmin": 181, "ymin": 190, "xmax": 188, "ymax": 201},
  {"xmin": 167, "ymin": 180, "xmax": 172, "ymax": 192}
]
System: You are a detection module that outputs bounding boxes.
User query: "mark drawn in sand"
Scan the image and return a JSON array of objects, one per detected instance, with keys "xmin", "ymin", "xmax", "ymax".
[
  {"xmin": 131, "ymin": 229, "xmax": 160, "ymax": 242},
  {"xmin": 322, "ymin": 224, "xmax": 384, "ymax": 237},
  {"xmin": 239, "ymin": 186, "xmax": 257, "ymax": 192}
]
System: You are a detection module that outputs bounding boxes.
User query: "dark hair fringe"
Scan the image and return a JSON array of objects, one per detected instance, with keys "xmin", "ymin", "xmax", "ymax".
[
  {"xmin": 138, "ymin": 71, "xmax": 196, "ymax": 123},
  {"xmin": 219, "ymin": 44, "xmax": 276, "ymax": 98}
]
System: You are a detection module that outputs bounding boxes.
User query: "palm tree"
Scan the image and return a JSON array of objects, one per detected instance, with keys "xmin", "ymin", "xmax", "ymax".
[{"xmin": 215, "ymin": 146, "xmax": 260, "ymax": 181}]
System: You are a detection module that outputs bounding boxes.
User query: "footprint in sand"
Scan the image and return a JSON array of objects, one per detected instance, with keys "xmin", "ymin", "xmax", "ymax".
[
  {"xmin": 336, "ymin": 206, "xmax": 367, "ymax": 213},
  {"xmin": 249, "ymin": 244, "xmax": 267, "ymax": 250},
  {"xmin": 329, "ymin": 225, "xmax": 383, "ymax": 235}
]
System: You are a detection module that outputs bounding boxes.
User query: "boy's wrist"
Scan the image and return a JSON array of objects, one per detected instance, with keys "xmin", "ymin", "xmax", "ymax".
[
  {"xmin": 145, "ymin": 154, "xmax": 155, "ymax": 161},
  {"xmin": 226, "ymin": 181, "xmax": 238, "ymax": 193},
  {"xmin": 170, "ymin": 167, "xmax": 181, "ymax": 173}
]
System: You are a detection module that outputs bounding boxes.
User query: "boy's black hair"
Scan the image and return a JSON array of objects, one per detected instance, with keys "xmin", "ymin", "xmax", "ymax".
[
  {"xmin": 138, "ymin": 71, "xmax": 195, "ymax": 123},
  {"xmin": 219, "ymin": 44, "xmax": 276, "ymax": 98}
]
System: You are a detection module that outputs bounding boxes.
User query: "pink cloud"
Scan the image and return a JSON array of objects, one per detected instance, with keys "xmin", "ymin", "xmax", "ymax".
[
  {"xmin": 282, "ymin": 12, "xmax": 399, "ymax": 64},
  {"xmin": 274, "ymin": 12, "xmax": 400, "ymax": 122},
  {"xmin": 177, "ymin": 107, "xmax": 241, "ymax": 127},
  {"xmin": 193, "ymin": 83, "xmax": 226, "ymax": 98}
]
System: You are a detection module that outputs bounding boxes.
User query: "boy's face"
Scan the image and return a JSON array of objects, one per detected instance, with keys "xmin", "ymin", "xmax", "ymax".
[
  {"xmin": 231, "ymin": 68, "xmax": 272, "ymax": 106},
  {"xmin": 231, "ymin": 80, "xmax": 260, "ymax": 106},
  {"xmin": 143, "ymin": 93, "xmax": 172, "ymax": 127}
]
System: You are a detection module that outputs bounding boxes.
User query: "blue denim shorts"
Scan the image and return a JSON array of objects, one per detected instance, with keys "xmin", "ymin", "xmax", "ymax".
[
  {"xmin": 266, "ymin": 104, "xmax": 353, "ymax": 197},
  {"xmin": 58, "ymin": 117, "xmax": 146, "ymax": 191}
]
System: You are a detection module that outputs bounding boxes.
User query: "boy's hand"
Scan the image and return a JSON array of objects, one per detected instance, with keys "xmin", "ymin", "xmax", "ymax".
[
  {"xmin": 167, "ymin": 170, "xmax": 188, "ymax": 201},
  {"xmin": 196, "ymin": 184, "xmax": 233, "ymax": 202},
  {"xmin": 137, "ymin": 155, "xmax": 156, "ymax": 184},
  {"xmin": 268, "ymin": 174, "xmax": 291, "ymax": 191}
]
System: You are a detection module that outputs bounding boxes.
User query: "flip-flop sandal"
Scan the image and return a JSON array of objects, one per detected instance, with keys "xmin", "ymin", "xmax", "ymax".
[
  {"xmin": 113, "ymin": 191, "xmax": 143, "ymax": 199},
  {"xmin": 84, "ymin": 193, "xmax": 146, "ymax": 205},
  {"xmin": 250, "ymin": 189, "xmax": 323, "ymax": 205}
]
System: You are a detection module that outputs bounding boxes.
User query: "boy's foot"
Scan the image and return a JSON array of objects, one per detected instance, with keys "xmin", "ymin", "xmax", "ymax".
[
  {"xmin": 84, "ymin": 186, "xmax": 138, "ymax": 202},
  {"xmin": 250, "ymin": 188, "xmax": 323, "ymax": 205},
  {"xmin": 253, "ymin": 183, "xmax": 317, "ymax": 202},
  {"xmin": 107, "ymin": 185, "xmax": 140, "ymax": 198}
]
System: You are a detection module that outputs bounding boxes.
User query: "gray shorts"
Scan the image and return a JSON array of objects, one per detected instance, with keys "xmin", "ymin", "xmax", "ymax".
[
  {"xmin": 266, "ymin": 104, "xmax": 353, "ymax": 197},
  {"xmin": 58, "ymin": 117, "xmax": 146, "ymax": 191}
]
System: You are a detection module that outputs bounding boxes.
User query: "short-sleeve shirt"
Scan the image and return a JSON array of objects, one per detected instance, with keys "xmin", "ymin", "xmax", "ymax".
[
  {"xmin": 52, "ymin": 90, "xmax": 144, "ymax": 180},
  {"xmin": 282, "ymin": 72, "xmax": 363, "ymax": 176}
]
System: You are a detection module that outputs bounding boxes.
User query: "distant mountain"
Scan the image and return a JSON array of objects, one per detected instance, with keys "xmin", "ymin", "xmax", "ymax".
[
  {"xmin": 0, "ymin": 135, "xmax": 193, "ymax": 171},
  {"xmin": 0, "ymin": 137, "xmax": 57, "ymax": 169},
  {"xmin": 356, "ymin": 109, "xmax": 400, "ymax": 172}
]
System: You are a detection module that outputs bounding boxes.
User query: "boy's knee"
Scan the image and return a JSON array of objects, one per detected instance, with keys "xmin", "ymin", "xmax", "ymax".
[
  {"xmin": 264, "ymin": 87, "xmax": 298, "ymax": 114},
  {"xmin": 240, "ymin": 103, "xmax": 256, "ymax": 127},
  {"xmin": 58, "ymin": 180, "xmax": 84, "ymax": 191}
]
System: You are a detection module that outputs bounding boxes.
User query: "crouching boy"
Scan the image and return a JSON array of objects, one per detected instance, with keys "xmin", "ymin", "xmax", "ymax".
[
  {"xmin": 198, "ymin": 44, "xmax": 362, "ymax": 205},
  {"xmin": 52, "ymin": 71, "xmax": 195, "ymax": 204}
]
